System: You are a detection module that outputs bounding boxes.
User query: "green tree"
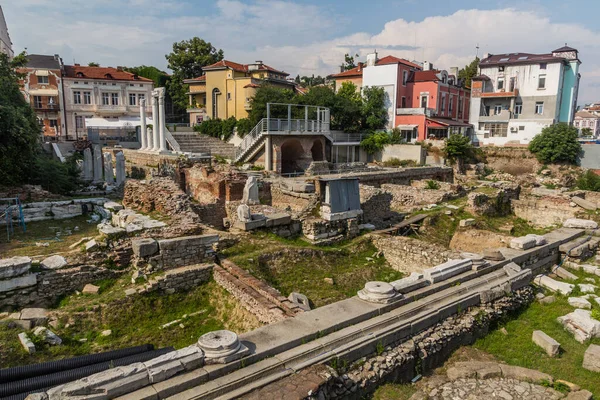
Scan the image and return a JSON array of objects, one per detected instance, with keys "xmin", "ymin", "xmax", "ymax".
[
  {"xmin": 528, "ymin": 123, "xmax": 581, "ymax": 164},
  {"xmin": 248, "ymin": 85, "xmax": 297, "ymax": 125},
  {"xmin": 361, "ymin": 86, "xmax": 388, "ymax": 130},
  {"xmin": 458, "ymin": 57, "xmax": 480, "ymax": 88},
  {"xmin": 335, "ymin": 82, "xmax": 362, "ymax": 132},
  {"xmin": 343, "ymin": 53, "xmax": 359, "ymax": 71},
  {"xmin": 0, "ymin": 53, "xmax": 40, "ymax": 186},
  {"xmin": 88, "ymin": 62, "xmax": 100, "ymax": 67},
  {"xmin": 221, "ymin": 117, "xmax": 237, "ymax": 141},
  {"xmin": 443, "ymin": 133, "xmax": 474, "ymax": 165},
  {"xmin": 360, "ymin": 131, "xmax": 390, "ymax": 155},
  {"xmin": 581, "ymin": 127, "xmax": 593, "ymax": 137},
  {"xmin": 124, "ymin": 65, "xmax": 169, "ymax": 87},
  {"xmin": 165, "ymin": 37, "xmax": 224, "ymax": 110},
  {"xmin": 236, "ymin": 118, "xmax": 253, "ymax": 137}
]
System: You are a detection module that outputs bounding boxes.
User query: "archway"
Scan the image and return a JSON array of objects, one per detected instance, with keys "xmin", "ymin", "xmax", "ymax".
[
  {"xmin": 311, "ymin": 139, "xmax": 324, "ymax": 162},
  {"xmin": 280, "ymin": 139, "xmax": 305, "ymax": 175}
]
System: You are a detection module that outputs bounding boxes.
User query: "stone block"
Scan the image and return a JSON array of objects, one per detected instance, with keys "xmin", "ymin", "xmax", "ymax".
[
  {"xmin": 233, "ymin": 219, "xmax": 266, "ymax": 231},
  {"xmin": 534, "ymin": 274, "xmax": 574, "ymax": 295},
  {"xmin": 582, "ymin": 344, "xmax": 600, "ymax": 372},
  {"xmin": 564, "ymin": 218, "xmax": 598, "ymax": 229},
  {"xmin": 459, "ymin": 218, "xmax": 476, "ymax": 227},
  {"xmin": 132, "ymin": 238, "xmax": 159, "ymax": 258},
  {"xmin": 0, "ymin": 256, "xmax": 32, "ymax": 279},
  {"xmin": 553, "ymin": 266, "xmax": 578, "ymax": 281},
  {"xmin": 557, "ymin": 309, "xmax": 600, "ymax": 343},
  {"xmin": 33, "ymin": 326, "xmax": 62, "ymax": 345},
  {"xmin": 532, "ymin": 330, "xmax": 560, "ymax": 357},
  {"xmin": 0, "ymin": 274, "xmax": 37, "ymax": 293},
  {"xmin": 390, "ymin": 272, "xmax": 429, "ymax": 294},
  {"xmin": 104, "ymin": 201, "xmax": 124, "ymax": 212},
  {"xmin": 525, "ymin": 234, "xmax": 547, "ymax": 246},
  {"xmin": 18, "ymin": 332, "xmax": 35, "ymax": 354},
  {"xmin": 566, "ymin": 390, "xmax": 593, "ymax": 400},
  {"xmin": 98, "ymin": 222, "xmax": 126, "ymax": 238},
  {"xmin": 265, "ymin": 213, "xmax": 292, "ymax": 228},
  {"xmin": 499, "ymin": 364, "xmax": 552, "ymax": 384},
  {"xmin": 288, "ymin": 292, "xmax": 311, "ymax": 311},
  {"xmin": 569, "ymin": 297, "xmax": 592, "ymax": 309},
  {"xmin": 579, "ymin": 284, "xmax": 597, "ymax": 294},
  {"xmin": 85, "ymin": 239, "xmax": 99, "ymax": 252},
  {"xmin": 483, "ymin": 249, "xmax": 505, "ymax": 261},
  {"xmin": 510, "ymin": 236, "xmax": 537, "ymax": 250},
  {"xmin": 357, "ymin": 281, "xmax": 402, "ymax": 304},
  {"xmin": 571, "ymin": 196, "xmax": 597, "ymax": 211},
  {"xmin": 423, "ymin": 259, "xmax": 472, "ymax": 283},
  {"xmin": 82, "ymin": 284, "xmax": 100, "ymax": 295},
  {"xmin": 20, "ymin": 308, "xmax": 49, "ymax": 325},
  {"xmin": 539, "ymin": 295, "xmax": 556, "ymax": 304},
  {"xmin": 40, "ymin": 255, "xmax": 67, "ymax": 270}
]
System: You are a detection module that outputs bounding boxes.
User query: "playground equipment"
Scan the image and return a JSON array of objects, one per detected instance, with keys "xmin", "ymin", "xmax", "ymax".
[{"xmin": 0, "ymin": 197, "xmax": 26, "ymax": 241}]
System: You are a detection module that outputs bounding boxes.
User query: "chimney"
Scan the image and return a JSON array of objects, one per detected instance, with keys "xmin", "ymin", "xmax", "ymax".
[
  {"xmin": 423, "ymin": 61, "xmax": 433, "ymax": 71},
  {"xmin": 366, "ymin": 51, "xmax": 378, "ymax": 67},
  {"xmin": 74, "ymin": 63, "xmax": 80, "ymax": 67},
  {"xmin": 54, "ymin": 54, "xmax": 59, "ymax": 61},
  {"xmin": 255, "ymin": 60, "xmax": 263, "ymax": 66},
  {"xmin": 340, "ymin": 65, "xmax": 344, "ymax": 73},
  {"xmin": 483, "ymin": 53, "xmax": 491, "ymax": 59},
  {"xmin": 358, "ymin": 62, "xmax": 363, "ymax": 72}
]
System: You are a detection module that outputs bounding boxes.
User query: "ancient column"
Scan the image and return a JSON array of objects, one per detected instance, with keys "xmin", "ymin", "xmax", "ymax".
[
  {"xmin": 103, "ymin": 152, "xmax": 114, "ymax": 185},
  {"xmin": 151, "ymin": 94, "xmax": 160, "ymax": 152},
  {"xmin": 92, "ymin": 144, "xmax": 103, "ymax": 183},
  {"xmin": 158, "ymin": 88, "xmax": 168, "ymax": 153},
  {"xmin": 115, "ymin": 152, "xmax": 126, "ymax": 186},
  {"xmin": 83, "ymin": 148, "xmax": 93, "ymax": 181},
  {"xmin": 147, "ymin": 127, "xmax": 154, "ymax": 151},
  {"xmin": 139, "ymin": 98, "xmax": 147, "ymax": 151}
]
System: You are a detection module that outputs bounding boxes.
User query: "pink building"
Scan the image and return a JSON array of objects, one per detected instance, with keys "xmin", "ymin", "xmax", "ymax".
[{"xmin": 574, "ymin": 111, "xmax": 600, "ymax": 137}]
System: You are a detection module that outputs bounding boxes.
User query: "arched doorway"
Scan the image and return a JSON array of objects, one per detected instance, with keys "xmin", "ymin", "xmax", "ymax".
[
  {"xmin": 280, "ymin": 139, "xmax": 304, "ymax": 175},
  {"xmin": 311, "ymin": 139, "xmax": 324, "ymax": 161}
]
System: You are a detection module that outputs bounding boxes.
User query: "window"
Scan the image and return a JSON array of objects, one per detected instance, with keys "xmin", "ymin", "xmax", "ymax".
[
  {"xmin": 497, "ymin": 78, "xmax": 504, "ymax": 90},
  {"xmin": 449, "ymin": 95, "xmax": 454, "ymax": 113},
  {"xmin": 519, "ymin": 126, "xmax": 525, "ymax": 131},
  {"xmin": 37, "ymin": 75, "xmax": 49, "ymax": 84},
  {"xmin": 540, "ymin": 63, "xmax": 547, "ymax": 70},
  {"xmin": 538, "ymin": 74, "xmax": 546, "ymax": 89},
  {"xmin": 33, "ymin": 96, "xmax": 42, "ymax": 108},
  {"xmin": 441, "ymin": 94, "xmax": 446, "ymax": 114},
  {"xmin": 401, "ymin": 97, "xmax": 406, "ymax": 108},
  {"xmin": 75, "ymin": 115, "xmax": 84, "ymax": 129},
  {"xmin": 479, "ymin": 122, "xmax": 508, "ymax": 137},
  {"xmin": 73, "ymin": 91, "xmax": 81, "ymax": 104},
  {"xmin": 138, "ymin": 93, "xmax": 145, "ymax": 103},
  {"xmin": 499, "ymin": 66, "xmax": 505, "ymax": 72},
  {"xmin": 111, "ymin": 93, "xmax": 119, "ymax": 105},
  {"xmin": 49, "ymin": 119, "xmax": 58, "ymax": 127},
  {"xmin": 420, "ymin": 95, "xmax": 428, "ymax": 108},
  {"xmin": 129, "ymin": 93, "xmax": 137, "ymax": 106},
  {"xmin": 514, "ymin": 103, "xmax": 522, "ymax": 115},
  {"xmin": 535, "ymin": 101, "xmax": 544, "ymax": 115},
  {"xmin": 102, "ymin": 92, "xmax": 110, "ymax": 105},
  {"xmin": 83, "ymin": 91, "xmax": 91, "ymax": 105},
  {"xmin": 227, "ymin": 92, "xmax": 231, "ymax": 100},
  {"xmin": 494, "ymin": 105, "xmax": 502, "ymax": 115},
  {"xmin": 402, "ymin": 70, "xmax": 408, "ymax": 86}
]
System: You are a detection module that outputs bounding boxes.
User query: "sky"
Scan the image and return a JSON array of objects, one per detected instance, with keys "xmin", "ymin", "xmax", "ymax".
[{"xmin": 2, "ymin": 0, "xmax": 600, "ymax": 104}]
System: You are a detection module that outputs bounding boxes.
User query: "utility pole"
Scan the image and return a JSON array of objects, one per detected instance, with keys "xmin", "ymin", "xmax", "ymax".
[{"xmin": 475, "ymin": 43, "xmax": 480, "ymax": 59}]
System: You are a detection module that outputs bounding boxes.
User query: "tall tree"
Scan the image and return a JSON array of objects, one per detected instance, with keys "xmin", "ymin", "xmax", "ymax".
[
  {"xmin": 343, "ymin": 53, "xmax": 359, "ymax": 71},
  {"xmin": 458, "ymin": 57, "xmax": 480, "ymax": 88},
  {"xmin": 335, "ymin": 82, "xmax": 362, "ymax": 132},
  {"xmin": 0, "ymin": 52, "xmax": 41, "ymax": 185},
  {"xmin": 124, "ymin": 65, "xmax": 168, "ymax": 87},
  {"xmin": 361, "ymin": 86, "xmax": 388, "ymax": 130},
  {"xmin": 165, "ymin": 37, "xmax": 224, "ymax": 111},
  {"xmin": 248, "ymin": 85, "xmax": 297, "ymax": 125}
]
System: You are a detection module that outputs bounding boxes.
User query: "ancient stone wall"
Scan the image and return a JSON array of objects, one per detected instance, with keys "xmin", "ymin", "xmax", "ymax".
[
  {"xmin": 513, "ymin": 196, "xmax": 577, "ymax": 227},
  {"xmin": 353, "ymin": 167, "xmax": 454, "ymax": 188},
  {"xmin": 480, "ymin": 147, "xmax": 541, "ymax": 175},
  {"xmin": 1, "ymin": 198, "xmax": 107, "ymax": 225},
  {"xmin": 270, "ymin": 185, "xmax": 314, "ymax": 213},
  {"xmin": 302, "ymin": 217, "xmax": 360, "ymax": 244},
  {"xmin": 372, "ymin": 236, "xmax": 451, "ymax": 273},
  {"xmin": 141, "ymin": 264, "xmax": 213, "ymax": 294},
  {"xmin": 359, "ymin": 186, "xmax": 403, "ymax": 228}
]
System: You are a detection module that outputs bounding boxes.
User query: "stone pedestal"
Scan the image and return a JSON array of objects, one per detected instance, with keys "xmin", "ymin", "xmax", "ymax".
[
  {"xmin": 242, "ymin": 176, "xmax": 260, "ymax": 205},
  {"xmin": 83, "ymin": 148, "xmax": 93, "ymax": 181},
  {"xmin": 92, "ymin": 144, "xmax": 103, "ymax": 183},
  {"xmin": 197, "ymin": 330, "xmax": 249, "ymax": 364},
  {"xmin": 103, "ymin": 153, "xmax": 114, "ymax": 185},
  {"xmin": 357, "ymin": 281, "xmax": 402, "ymax": 304},
  {"xmin": 115, "ymin": 152, "xmax": 126, "ymax": 186}
]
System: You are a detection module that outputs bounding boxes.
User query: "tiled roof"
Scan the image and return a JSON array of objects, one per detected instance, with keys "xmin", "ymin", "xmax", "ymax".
[
  {"xmin": 575, "ymin": 111, "xmax": 599, "ymax": 119},
  {"xmin": 375, "ymin": 55, "xmax": 421, "ymax": 69},
  {"xmin": 553, "ymin": 45, "xmax": 578, "ymax": 53},
  {"xmin": 203, "ymin": 60, "xmax": 288, "ymax": 76},
  {"xmin": 64, "ymin": 65, "xmax": 153, "ymax": 82},
  {"xmin": 480, "ymin": 52, "xmax": 563, "ymax": 67},
  {"xmin": 25, "ymin": 54, "xmax": 62, "ymax": 70},
  {"xmin": 243, "ymin": 83, "xmax": 261, "ymax": 88},
  {"xmin": 184, "ymin": 75, "xmax": 206, "ymax": 84},
  {"xmin": 410, "ymin": 70, "xmax": 440, "ymax": 82},
  {"xmin": 472, "ymin": 75, "xmax": 491, "ymax": 81},
  {"xmin": 330, "ymin": 64, "xmax": 364, "ymax": 78}
]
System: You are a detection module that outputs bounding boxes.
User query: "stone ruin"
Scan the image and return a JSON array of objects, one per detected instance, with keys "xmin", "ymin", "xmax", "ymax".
[{"xmin": 82, "ymin": 146, "xmax": 126, "ymax": 188}]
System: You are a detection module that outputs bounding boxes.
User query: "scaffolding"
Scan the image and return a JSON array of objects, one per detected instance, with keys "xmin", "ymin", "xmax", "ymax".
[{"xmin": 0, "ymin": 198, "xmax": 26, "ymax": 241}]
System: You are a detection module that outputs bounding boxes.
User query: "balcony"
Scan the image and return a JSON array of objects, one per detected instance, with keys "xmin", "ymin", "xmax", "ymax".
[
  {"xmin": 480, "ymin": 89, "xmax": 519, "ymax": 98},
  {"xmin": 479, "ymin": 109, "xmax": 512, "ymax": 122},
  {"xmin": 396, "ymin": 107, "xmax": 435, "ymax": 117},
  {"xmin": 187, "ymin": 106, "xmax": 207, "ymax": 114},
  {"xmin": 95, "ymin": 105, "xmax": 128, "ymax": 114},
  {"xmin": 33, "ymin": 103, "xmax": 59, "ymax": 112}
]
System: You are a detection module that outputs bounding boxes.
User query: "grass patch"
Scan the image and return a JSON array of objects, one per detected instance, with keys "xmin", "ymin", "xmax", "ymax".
[
  {"xmin": 477, "ymin": 215, "xmax": 554, "ymax": 237},
  {"xmin": 0, "ymin": 215, "xmax": 99, "ymax": 257},
  {"xmin": 221, "ymin": 233, "xmax": 404, "ymax": 308},
  {"xmin": 0, "ymin": 280, "xmax": 260, "ymax": 368},
  {"xmin": 370, "ymin": 383, "xmax": 416, "ymax": 400},
  {"xmin": 474, "ymin": 276, "xmax": 600, "ymax": 396}
]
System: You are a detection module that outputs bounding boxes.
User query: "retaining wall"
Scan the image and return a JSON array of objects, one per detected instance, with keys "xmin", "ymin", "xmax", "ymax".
[{"xmin": 1, "ymin": 198, "xmax": 107, "ymax": 225}]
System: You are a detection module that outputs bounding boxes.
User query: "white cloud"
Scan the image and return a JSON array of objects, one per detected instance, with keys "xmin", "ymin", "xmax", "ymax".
[{"xmin": 3, "ymin": 2, "xmax": 600, "ymax": 103}]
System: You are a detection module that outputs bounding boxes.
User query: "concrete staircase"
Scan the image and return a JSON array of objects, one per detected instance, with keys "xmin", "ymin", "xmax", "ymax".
[{"xmin": 171, "ymin": 132, "xmax": 237, "ymax": 159}]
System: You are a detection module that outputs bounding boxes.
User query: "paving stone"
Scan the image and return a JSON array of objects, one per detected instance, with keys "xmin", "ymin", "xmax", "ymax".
[
  {"xmin": 582, "ymin": 344, "xmax": 600, "ymax": 372},
  {"xmin": 532, "ymin": 330, "xmax": 560, "ymax": 357},
  {"xmin": 563, "ymin": 219, "xmax": 598, "ymax": 229},
  {"xmin": 566, "ymin": 390, "xmax": 592, "ymax": 400},
  {"xmin": 0, "ymin": 256, "xmax": 32, "ymax": 279},
  {"xmin": 553, "ymin": 266, "xmax": 577, "ymax": 281},
  {"xmin": 510, "ymin": 236, "xmax": 537, "ymax": 250},
  {"xmin": 18, "ymin": 332, "xmax": 35, "ymax": 354},
  {"xmin": 571, "ymin": 196, "xmax": 597, "ymax": 211},
  {"xmin": 40, "ymin": 255, "xmax": 67, "ymax": 270},
  {"xmin": 578, "ymin": 284, "xmax": 597, "ymax": 294},
  {"xmin": 82, "ymin": 284, "xmax": 100, "ymax": 295},
  {"xmin": 534, "ymin": 274, "xmax": 574, "ymax": 295}
]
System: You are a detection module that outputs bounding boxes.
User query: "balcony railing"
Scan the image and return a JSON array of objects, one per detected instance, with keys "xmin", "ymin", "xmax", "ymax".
[
  {"xmin": 95, "ymin": 105, "xmax": 128, "ymax": 114},
  {"xmin": 480, "ymin": 89, "xmax": 519, "ymax": 98},
  {"xmin": 330, "ymin": 132, "xmax": 368, "ymax": 143},
  {"xmin": 33, "ymin": 104, "xmax": 59, "ymax": 111},
  {"xmin": 479, "ymin": 109, "xmax": 512, "ymax": 122},
  {"xmin": 396, "ymin": 107, "xmax": 435, "ymax": 117}
]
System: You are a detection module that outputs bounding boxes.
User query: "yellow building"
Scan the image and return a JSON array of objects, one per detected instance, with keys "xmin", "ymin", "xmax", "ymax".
[{"xmin": 185, "ymin": 60, "xmax": 296, "ymax": 126}]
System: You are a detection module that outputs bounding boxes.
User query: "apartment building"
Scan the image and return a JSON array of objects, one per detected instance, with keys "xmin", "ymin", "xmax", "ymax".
[
  {"xmin": 470, "ymin": 46, "xmax": 581, "ymax": 146},
  {"xmin": 186, "ymin": 60, "xmax": 297, "ymax": 125},
  {"xmin": 19, "ymin": 54, "xmax": 66, "ymax": 139},
  {"xmin": 62, "ymin": 65, "xmax": 154, "ymax": 140},
  {"xmin": 0, "ymin": 5, "xmax": 12, "ymax": 59},
  {"xmin": 574, "ymin": 111, "xmax": 600, "ymax": 137}
]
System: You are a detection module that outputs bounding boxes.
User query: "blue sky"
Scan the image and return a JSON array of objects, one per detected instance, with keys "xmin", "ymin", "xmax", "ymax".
[{"xmin": 3, "ymin": 0, "xmax": 600, "ymax": 103}]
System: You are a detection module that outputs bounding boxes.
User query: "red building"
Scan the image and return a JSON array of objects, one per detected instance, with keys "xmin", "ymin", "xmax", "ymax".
[{"xmin": 395, "ymin": 68, "xmax": 471, "ymax": 142}]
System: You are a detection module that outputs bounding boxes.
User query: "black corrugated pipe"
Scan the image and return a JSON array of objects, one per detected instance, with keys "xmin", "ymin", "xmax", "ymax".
[
  {"xmin": 0, "ymin": 347, "xmax": 174, "ymax": 398},
  {"xmin": 1, "ymin": 386, "xmax": 52, "ymax": 400},
  {"xmin": 0, "ymin": 344, "xmax": 154, "ymax": 383}
]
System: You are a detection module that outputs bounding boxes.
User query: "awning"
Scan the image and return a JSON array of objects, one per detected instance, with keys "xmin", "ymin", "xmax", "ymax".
[
  {"xmin": 35, "ymin": 70, "xmax": 49, "ymax": 77},
  {"xmin": 427, "ymin": 118, "xmax": 472, "ymax": 128},
  {"xmin": 396, "ymin": 124, "xmax": 418, "ymax": 130},
  {"xmin": 84, "ymin": 116, "xmax": 154, "ymax": 129},
  {"xmin": 29, "ymin": 89, "xmax": 59, "ymax": 96}
]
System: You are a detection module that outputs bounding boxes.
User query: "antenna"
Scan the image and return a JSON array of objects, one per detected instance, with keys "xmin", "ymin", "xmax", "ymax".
[{"xmin": 476, "ymin": 43, "xmax": 480, "ymax": 59}]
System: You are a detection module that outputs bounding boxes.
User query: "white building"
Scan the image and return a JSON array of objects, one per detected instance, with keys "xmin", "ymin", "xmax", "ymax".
[
  {"xmin": 470, "ymin": 46, "xmax": 581, "ymax": 146},
  {"xmin": 574, "ymin": 111, "xmax": 600, "ymax": 138},
  {"xmin": 63, "ymin": 65, "xmax": 154, "ymax": 140},
  {"xmin": 0, "ymin": 5, "xmax": 13, "ymax": 59}
]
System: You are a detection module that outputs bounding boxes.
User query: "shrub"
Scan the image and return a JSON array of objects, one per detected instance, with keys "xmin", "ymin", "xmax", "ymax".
[
  {"xmin": 236, "ymin": 118, "xmax": 253, "ymax": 137},
  {"xmin": 382, "ymin": 158, "xmax": 416, "ymax": 168},
  {"xmin": 528, "ymin": 123, "xmax": 581, "ymax": 164},
  {"xmin": 443, "ymin": 134, "xmax": 474, "ymax": 164},
  {"xmin": 196, "ymin": 119, "xmax": 223, "ymax": 138},
  {"xmin": 425, "ymin": 180, "xmax": 440, "ymax": 190},
  {"xmin": 360, "ymin": 131, "xmax": 390, "ymax": 155},
  {"xmin": 221, "ymin": 117, "xmax": 237, "ymax": 141},
  {"xmin": 30, "ymin": 155, "xmax": 80, "ymax": 194},
  {"xmin": 577, "ymin": 170, "xmax": 600, "ymax": 191}
]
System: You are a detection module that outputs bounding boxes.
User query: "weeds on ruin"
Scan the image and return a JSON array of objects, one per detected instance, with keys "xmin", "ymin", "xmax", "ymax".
[
  {"xmin": 376, "ymin": 340, "xmax": 385, "ymax": 356},
  {"xmin": 424, "ymin": 180, "xmax": 440, "ymax": 190}
]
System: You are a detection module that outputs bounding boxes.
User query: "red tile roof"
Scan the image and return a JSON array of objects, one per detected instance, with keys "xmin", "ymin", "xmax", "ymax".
[
  {"xmin": 410, "ymin": 70, "xmax": 440, "ymax": 82},
  {"xmin": 375, "ymin": 55, "xmax": 422, "ymax": 69},
  {"xmin": 203, "ymin": 60, "xmax": 288, "ymax": 76},
  {"xmin": 184, "ymin": 75, "xmax": 206, "ymax": 84},
  {"xmin": 63, "ymin": 65, "xmax": 153, "ymax": 82},
  {"xmin": 330, "ymin": 64, "xmax": 364, "ymax": 78},
  {"xmin": 480, "ymin": 53, "xmax": 564, "ymax": 67},
  {"xmin": 243, "ymin": 83, "xmax": 261, "ymax": 88}
]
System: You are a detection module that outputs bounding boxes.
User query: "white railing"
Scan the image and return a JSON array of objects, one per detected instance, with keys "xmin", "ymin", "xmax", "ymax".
[{"xmin": 330, "ymin": 132, "xmax": 367, "ymax": 143}]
